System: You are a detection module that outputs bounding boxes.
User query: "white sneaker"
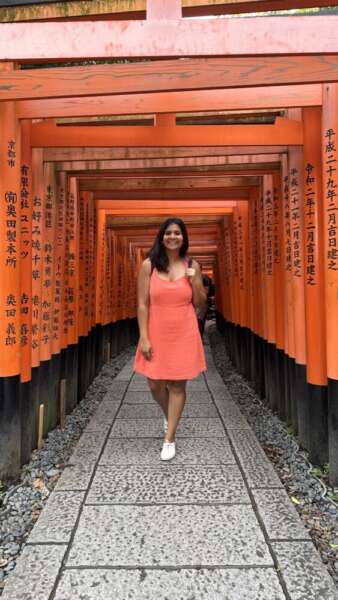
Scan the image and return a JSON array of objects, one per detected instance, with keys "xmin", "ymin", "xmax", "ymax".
[
  {"xmin": 164, "ymin": 417, "xmax": 168, "ymax": 434},
  {"xmin": 161, "ymin": 441, "xmax": 176, "ymax": 461}
]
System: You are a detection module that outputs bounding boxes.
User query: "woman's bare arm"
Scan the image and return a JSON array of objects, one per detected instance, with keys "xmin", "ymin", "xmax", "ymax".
[
  {"xmin": 137, "ymin": 258, "xmax": 153, "ymax": 360},
  {"xmin": 188, "ymin": 260, "xmax": 207, "ymax": 310}
]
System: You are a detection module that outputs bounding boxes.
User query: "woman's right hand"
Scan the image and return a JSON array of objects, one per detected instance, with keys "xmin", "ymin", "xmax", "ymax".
[{"xmin": 139, "ymin": 337, "xmax": 153, "ymax": 361}]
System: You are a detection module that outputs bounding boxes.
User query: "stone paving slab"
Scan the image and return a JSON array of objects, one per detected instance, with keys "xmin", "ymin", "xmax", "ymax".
[
  {"xmin": 227, "ymin": 429, "xmax": 283, "ymax": 488},
  {"xmin": 123, "ymin": 390, "xmax": 154, "ymax": 403},
  {"xmin": 187, "ymin": 380, "xmax": 208, "ymax": 391},
  {"xmin": 1, "ymin": 544, "xmax": 67, "ymax": 600},
  {"xmin": 216, "ymin": 403, "xmax": 251, "ymax": 429},
  {"xmin": 99, "ymin": 437, "xmax": 236, "ymax": 465},
  {"xmin": 110, "ymin": 417, "xmax": 226, "ymax": 438},
  {"xmin": 117, "ymin": 402, "xmax": 218, "ymax": 419},
  {"xmin": 55, "ymin": 463, "xmax": 95, "ymax": 491},
  {"xmin": 128, "ymin": 379, "xmax": 152, "ymax": 391},
  {"xmin": 123, "ymin": 390, "xmax": 214, "ymax": 405},
  {"xmin": 54, "ymin": 567, "xmax": 285, "ymax": 600},
  {"xmin": 114, "ymin": 366, "xmax": 134, "ymax": 380},
  {"xmin": 86, "ymin": 464, "xmax": 249, "ymax": 504},
  {"xmin": 67, "ymin": 504, "xmax": 273, "ymax": 567},
  {"xmin": 272, "ymin": 541, "xmax": 338, "ymax": 599},
  {"xmin": 28, "ymin": 491, "xmax": 85, "ymax": 543},
  {"xmin": 69, "ymin": 432, "xmax": 107, "ymax": 466},
  {"xmin": 102, "ymin": 380, "xmax": 129, "ymax": 400},
  {"xmin": 129, "ymin": 379, "xmax": 209, "ymax": 392},
  {"xmin": 252, "ymin": 489, "xmax": 310, "ymax": 541},
  {"xmin": 84, "ymin": 400, "xmax": 120, "ymax": 433}
]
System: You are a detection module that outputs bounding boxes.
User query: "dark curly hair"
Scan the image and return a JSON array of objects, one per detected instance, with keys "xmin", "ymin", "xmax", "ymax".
[{"xmin": 148, "ymin": 217, "xmax": 189, "ymax": 273}]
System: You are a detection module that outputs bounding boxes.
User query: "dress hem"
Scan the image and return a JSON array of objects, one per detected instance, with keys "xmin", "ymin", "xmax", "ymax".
[{"xmin": 133, "ymin": 366, "xmax": 207, "ymax": 381}]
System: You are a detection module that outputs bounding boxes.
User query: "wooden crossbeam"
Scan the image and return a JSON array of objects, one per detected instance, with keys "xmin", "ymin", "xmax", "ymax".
[
  {"xmin": 0, "ymin": 58, "xmax": 334, "ymax": 102},
  {"xmin": 77, "ymin": 168, "xmax": 270, "ymax": 178},
  {"xmin": 31, "ymin": 118, "xmax": 302, "ymax": 147},
  {"xmin": 55, "ymin": 156, "xmax": 280, "ymax": 171},
  {"xmin": 94, "ymin": 189, "xmax": 250, "ymax": 199},
  {"xmin": 44, "ymin": 146, "xmax": 286, "ymax": 161},
  {"xmin": 79, "ymin": 175, "xmax": 259, "ymax": 191},
  {"xmin": 97, "ymin": 200, "xmax": 238, "ymax": 209},
  {"xmin": 1, "ymin": 16, "xmax": 338, "ymax": 60},
  {"xmin": 100, "ymin": 207, "xmax": 235, "ymax": 215},
  {"xmin": 16, "ymin": 84, "xmax": 322, "ymax": 119}
]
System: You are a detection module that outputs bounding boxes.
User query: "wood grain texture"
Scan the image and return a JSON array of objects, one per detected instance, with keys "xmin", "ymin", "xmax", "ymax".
[
  {"xmin": 1, "ymin": 16, "xmax": 338, "ymax": 61},
  {"xmin": 16, "ymin": 84, "xmax": 322, "ymax": 119},
  {"xmin": 0, "ymin": 57, "xmax": 335, "ymax": 101}
]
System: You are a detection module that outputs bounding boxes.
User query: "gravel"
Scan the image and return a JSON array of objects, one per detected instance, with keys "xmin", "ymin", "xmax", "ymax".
[
  {"xmin": 0, "ymin": 345, "xmax": 135, "ymax": 595},
  {"xmin": 208, "ymin": 323, "xmax": 338, "ymax": 590}
]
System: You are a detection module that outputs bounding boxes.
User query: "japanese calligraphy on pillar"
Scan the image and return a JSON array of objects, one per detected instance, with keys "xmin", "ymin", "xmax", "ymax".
[
  {"xmin": 238, "ymin": 212, "xmax": 244, "ymax": 290},
  {"xmin": 31, "ymin": 149, "xmax": 44, "ymax": 364},
  {"xmin": 78, "ymin": 193, "xmax": 85, "ymax": 335},
  {"xmin": 64, "ymin": 177, "xmax": 78, "ymax": 344},
  {"xmin": 283, "ymin": 173, "xmax": 292, "ymax": 273},
  {"xmin": 322, "ymin": 84, "xmax": 338, "ymax": 381},
  {"xmin": 53, "ymin": 171, "xmax": 65, "ymax": 353},
  {"xmin": 7, "ymin": 139, "xmax": 16, "ymax": 168},
  {"xmin": 289, "ymin": 167, "xmax": 302, "ymax": 278},
  {"xmin": 264, "ymin": 186, "xmax": 273, "ymax": 276},
  {"xmin": 20, "ymin": 158, "xmax": 32, "ymax": 378},
  {"xmin": 304, "ymin": 163, "xmax": 317, "ymax": 285},
  {"xmin": 83, "ymin": 195, "xmax": 90, "ymax": 335},
  {"xmin": 324, "ymin": 128, "xmax": 337, "ymax": 272},
  {"xmin": 88, "ymin": 196, "xmax": 96, "ymax": 330},
  {"xmin": 5, "ymin": 190, "xmax": 18, "ymax": 270},
  {"xmin": 40, "ymin": 170, "xmax": 55, "ymax": 360},
  {"xmin": 0, "ymin": 102, "xmax": 21, "ymax": 376}
]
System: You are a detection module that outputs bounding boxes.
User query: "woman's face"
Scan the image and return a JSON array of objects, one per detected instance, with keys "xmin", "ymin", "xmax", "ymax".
[{"xmin": 162, "ymin": 223, "xmax": 184, "ymax": 251}]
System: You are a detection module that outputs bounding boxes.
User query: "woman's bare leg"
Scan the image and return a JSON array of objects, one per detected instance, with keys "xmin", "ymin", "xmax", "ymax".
[
  {"xmin": 165, "ymin": 380, "xmax": 187, "ymax": 442},
  {"xmin": 147, "ymin": 378, "xmax": 169, "ymax": 418}
]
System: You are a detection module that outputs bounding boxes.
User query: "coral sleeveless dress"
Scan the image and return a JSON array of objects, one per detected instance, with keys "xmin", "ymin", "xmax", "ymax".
[{"xmin": 133, "ymin": 263, "xmax": 206, "ymax": 380}]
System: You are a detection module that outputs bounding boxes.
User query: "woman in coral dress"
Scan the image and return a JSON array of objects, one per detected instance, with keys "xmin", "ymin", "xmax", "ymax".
[{"xmin": 134, "ymin": 217, "xmax": 207, "ymax": 461}]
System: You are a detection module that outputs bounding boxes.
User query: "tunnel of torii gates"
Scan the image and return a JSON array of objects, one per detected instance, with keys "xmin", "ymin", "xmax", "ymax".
[{"xmin": 0, "ymin": 0, "xmax": 338, "ymax": 485}]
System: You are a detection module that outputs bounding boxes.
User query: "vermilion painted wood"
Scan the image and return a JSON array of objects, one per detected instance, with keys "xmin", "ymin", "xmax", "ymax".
[
  {"xmin": 31, "ymin": 119, "xmax": 303, "ymax": 147},
  {"xmin": 302, "ymin": 107, "xmax": 327, "ymax": 386},
  {"xmin": 1, "ymin": 58, "xmax": 335, "ymax": 102},
  {"xmin": 19, "ymin": 120, "xmax": 32, "ymax": 383},
  {"xmin": 101, "ymin": 207, "xmax": 235, "ymax": 215},
  {"xmin": 44, "ymin": 146, "xmax": 286, "ymax": 161},
  {"xmin": 288, "ymin": 108, "xmax": 307, "ymax": 367},
  {"xmin": 16, "ymin": 85, "xmax": 322, "ymax": 119},
  {"xmin": 40, "ymin": 161, "xmax": 55, "ymax": 363},
  {"xmin": 31, "ymin": 148, "xmax": 44, "ymax": 368},
  {"xmin": 96, "ymin": 200, "xmax": 238, "ymax": 210},
  {"xmin": 0, "ymin": 101, "xmax": 21, "ymax": 378},
  {"xmin": 1, "ymin": 16, "xmax": 338, "ymax": 60},
  {"xmin": 322, "ymin": 84, "xmax": 338, "ymax": 381},
  {"xmin": 281, "ymin": 153, "xmax": 295, "ymax": 360}
]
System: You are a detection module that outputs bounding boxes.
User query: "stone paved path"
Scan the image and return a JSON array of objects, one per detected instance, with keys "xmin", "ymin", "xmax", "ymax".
[{"xmin": 3, "ymin": 344, "xmax": 338, "ymax": 599}]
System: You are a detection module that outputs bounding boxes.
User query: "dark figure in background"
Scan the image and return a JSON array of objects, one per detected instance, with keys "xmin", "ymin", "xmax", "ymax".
[{"xmin": 197, "ymin": 272, "xmax": 213, "ymax": 336}]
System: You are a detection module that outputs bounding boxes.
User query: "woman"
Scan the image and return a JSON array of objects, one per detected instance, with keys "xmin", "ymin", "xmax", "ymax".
[{"xmin": 133, "ymin": 217, "xmax": 207, "ymax": 461}]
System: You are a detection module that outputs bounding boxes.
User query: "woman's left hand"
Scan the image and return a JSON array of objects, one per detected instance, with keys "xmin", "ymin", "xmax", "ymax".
[{"xmin": 186, "ymin": 266, "xmax": 196, "ymax": 283}]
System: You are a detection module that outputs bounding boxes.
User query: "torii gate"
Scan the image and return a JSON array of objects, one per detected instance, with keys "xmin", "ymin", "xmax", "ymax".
[{"xmin": 0, "ymin": 0, "xmax": 338, "ymax": 485}]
